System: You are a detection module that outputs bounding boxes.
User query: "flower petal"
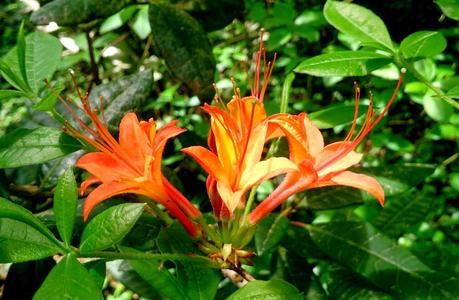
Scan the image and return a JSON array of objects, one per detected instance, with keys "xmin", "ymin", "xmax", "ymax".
[
  {"xmin": 240, "ymin": 157, "xmax": 298, "ymax": 190},
  {"xmin": 80, "ymin": 175, "xmax": 100, "ymax": 196},
  {"xmin": 76, "ymin": 152, "xmax": 136, "ymax": 181},
  {"xmin": 119, "ymin": 112, "xmax": 151, "ymax": 171},
  {"xmin": 315, "ymin": 142, "xmax": 363, "ymax": 176}
]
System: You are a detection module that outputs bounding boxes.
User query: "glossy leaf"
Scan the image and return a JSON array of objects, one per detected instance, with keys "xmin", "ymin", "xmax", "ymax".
[
  {"xmin": 85, "ymin": 260, "xmax": 106, "ymax": 290},
  {"xmin": 3, "ymin": 32, "xmax": 62, "ymax": 93},
  {"xmin": 327, "ymin": 266, "xmax": 392, "ymax": 300},
  {"xmin": 30, "ymin": 0, "xmax": 130, "ymax": 26},
  {"xmin": 304, "ymin": 186, "xmax": 363, "ymax": 210},
  {"xmin": 33, "ymin": 253, "xmax": 103, "ymax": 300},
  {"xmin": 255, "ymin": 214, "xmax": 289, "ymax": 256},
  {"xmin": 424, "ymin": 96, "xmax": 454, "ymax": 122},
  {"xmin": 149, "ymin": 3, "xmax": 215, "ymax": 100},
  {"xmin": 357, "ymin": 164, "xmax": 435, "ymax": 197},
  {"xmin": 400, "ymin": 31, "xmax": 447, "ymax": 58},
  {"xmin": 157, "ymin": 222, "xmax": 220, "ymax": 300},
  {"xmin": 0, "ymin": 197, "xmax": 62, "ymax": 248},
  {"xmin": 0, "ymin": 219, "xmax": 61, "ymax": 263},
  {"xmin": 80, "ymin": 203, "xmax": 145, "ymax": 253},
  {"xmin": 295, "ymin": 51, "xmax": 390, "ymax": 77},
  {"xmin": 54, "ymin": 167, "xmax": 78, "ymax": 247},
  {"xmin": 309, "ymin": 104, "xmax": 367, "ymax": 129},
  {"xmin": 307, "ymin": 221, "xmax": 459, "ymax": 299},
  {"xmin": 446, "ymin": 84, "xmax": 459, "ymax": 99},
  {"xmin": 123, "ymin": 247, "xmax": 187, "ymax": 300},
  {"xmin": 435, "ymin": 0, "xmax": 459, "ymax": 21},
  {"xmin": 0, "ymin": 127, "xmax": 81, "ymax": 168},
  {"xmin": 323, "ymin": 1, "xmax": 394, "ymax": 51},
  {"xmin": 226, "ymin": 279, "xmax": 303, "ymax": 300},
  {"xmin": 373, "ymin": 190, "xmax": 432, "ymax": 237}
]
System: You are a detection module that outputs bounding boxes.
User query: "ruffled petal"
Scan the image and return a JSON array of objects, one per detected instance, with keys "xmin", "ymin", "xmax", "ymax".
[
  {"xmin": 83, "ymin": 181, "xmax": 140, "ymax": 220},
  {"xmin": 76, "ymin": 152, "xmax": 136, "ymax": 181}
]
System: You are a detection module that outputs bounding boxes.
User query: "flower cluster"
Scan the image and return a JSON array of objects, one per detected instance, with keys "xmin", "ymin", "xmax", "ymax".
[{"xmin": 64, "ymin": 37, "xmax": 405, "ymax": 251}]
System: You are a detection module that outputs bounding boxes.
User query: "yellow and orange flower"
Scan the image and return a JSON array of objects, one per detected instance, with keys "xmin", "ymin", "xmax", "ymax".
[
  {"xmin": 63, "ymin": 86, "xmax": 201, "ymax": 236},
  {"xmin": 248, "ymin": 74, "xmax": 405, "ymax": 224}
]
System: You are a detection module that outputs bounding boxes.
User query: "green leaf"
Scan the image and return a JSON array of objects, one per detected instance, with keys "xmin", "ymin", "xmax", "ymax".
[
  {"xmin": 307, "ymin": 221, "xmax": 459, "ymax": 299},
  {"xmin": 0, "ymin": 89, "xmax": 26, "ymax": 101},
  {"xmin": 3, "ymin": 32, "xmax": 62, "ymax": 93},
  {"xmin": 30, "ymin": 0, "xmax": 131, "ymax": 26},
  {"xmin": 373, "ymin": 190, "xmax": 432, "ymax": 237},
  {"xmin": 308, "ymin": 104, "xmax": 367, "ymax": 129},
  {"xmin": 424, "ymin": 96, "xmax": 454, "ymax": 122},
  {"xmin": 400, "ymin": 31, "xmax": 447, "ymax": 58},
  {"xmin": 33, "ymin": 253, "xmax": 103, "ymax": 300},
  {"xmin": 226, "ymin": 279, "xmax": 303, "ymax": 300},
  {"xmin": 327, "ymin": 266, "xmax": 392, "ymax": 300},
  {"xmin": 149, "ymin": 3, "xmax": 215, "ymax": 100},
  {"xmin": 0, "ymin": 60, "xmax": 30, "ymax": 93},
  {"xmin": 446, "ymin": 84, "xmax": 459, "ymax": 99},
  {"xmin": 132, "ymin": 5, "xmax": 151, "ymax": 39},
  {"xmin": 17, "ymin": 21, "xmax": 28, "ymax": 88},
  {"xmin": 122, "ymin": 247, "xmax": 187, "ymax": 300},
  {"xmin": 0, "ymin": 197, "xmax": 63, "ymax": 248},
  {"xmin": 100, "ymin": 5, "xmax": 137, "ymax": 34},
  {"xmin": 295, "ymin": 51, "xmax": 390, "ymax": 77},
  {"xmin": 435, "ymin": 0, "xmax": 459, "ymax": 21},
  {"xmin": 33, "ymin": 86, "xmax": 64, "ymax": 111},
  {"xmin": 0, "ymin": 218, "xmax": 61, "ymax": 263},
  {"xmin": 323, "ymin": 1, "xmax": 394, "ymax": 52},
  {"xmin": 0, "ymin": 127, "xmax": 81, "ymax": 168},
  {"xmin": 80, "ymin": 203, "xmax": 145, "ymax": 253},
  {"xmin": 54, "ymin": 167, "xmax": 78, "ymax": 247},
  {"xmin": 85, "ymin": 260, "xmax": 106, "ymax": 290},
  {"xmin": 157, "ymin": 222, "xmax": 220, "ymax": 300},
  {"xmin": 304, "ymin": 186, "xmax": 363, "ymax": 210},
  {"xmin": 255, "ymin": 214, "xmax": 289, "ymax": 256},
  {"xmin": 357, "ymin": 164, "xmax": 435, "ymax": 197}
]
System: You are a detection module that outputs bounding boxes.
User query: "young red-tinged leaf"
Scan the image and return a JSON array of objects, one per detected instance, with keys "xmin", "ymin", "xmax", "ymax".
[
  {"xmin": 295, "ymin": 51, "xmax": 391, "ymax": 77},
  {"xmin": 324, "ymin": 1, "xmax": 394, "ymax": 52},
  {"xmin": 54, "ymin": 167, "xmax": 78, "ymax": 247},
  {"xmin": 33, "ymin": 253, "xmax": 103, "ymax": 300},
  {"xmin": 79, "ymin": 203, "xmax": 145, "ymax": 253},
  {"xmin": 0, "ymin": 127, "xmax": 81, "ymax": 168}
]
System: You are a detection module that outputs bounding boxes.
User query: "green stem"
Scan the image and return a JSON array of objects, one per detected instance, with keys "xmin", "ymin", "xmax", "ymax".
[{"xmin": 79, "ymin": 251, "xmax": 221, "ymax": 268}]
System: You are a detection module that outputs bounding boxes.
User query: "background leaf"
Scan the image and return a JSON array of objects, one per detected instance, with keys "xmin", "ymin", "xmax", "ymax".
[
  {"xmin": 255, "ymin": 214, "xmax": 289, "ymax": 256},
  {"xmin": 295, "ymin": 51, "xmax": 390, "ymax": 77},
  {"xmin": 149, "ymin": 3, "xmax": 215, "ymax": 100},
  {"xmin": 308, "ymin": 104, "xmax": 367, "ymax": 129},
  {"xmin": 323, "ymin": 1, "xmax": 394, "ymax": 51},
  {"xmin": 400, "ymin": 31, "xmax": 447, "ymax": 58},
  {"xmin": 226, "ymin": 279, "xmax": 303, "ymax": 300},
  {"xmin": 33, "ymin": 253, "xmax": 103, "ymax": 300},
  {"xmin": 435, "ymin": 0, "xmax": 459, "ymax": 21},
  {"xmin": 307, "ymin": 221, "xmax": 459, "ymax": 299},
  {"xmin": 304, "ymin": 186, "xmax": 363, "ymax": 210},
  {"xmin": 80, "ymin": 203, "xmax": 145, "ymax": 253},
  {"xmin": 0, "ymin": 127, "xmax": 81, "ymax": 168},
  {"xmin": 54, "ymin": 167, "xmax": 78, "ymax": 247}
]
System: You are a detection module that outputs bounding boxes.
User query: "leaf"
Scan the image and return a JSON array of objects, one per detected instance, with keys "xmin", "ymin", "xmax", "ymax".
[
  {"xmin": 122, "ymin": 247, "xmax": 188, "ymax": 300},
  {"xmin": 0, "ymin": 60, "xmax": 30, "ymax": 93},
  {"xmin": 54, "ymin": 167, "xmax": 78, "ymax": 247},
  {"xmin": 33, "ymin": 253, "xmax": 103, "ymax": 300},
  {"xmin": 132, "ymin": 5, "xmax": 151, "ymax": 39},
  {"xmin": 327, "ymin": 266, "xmax": 392, "ymax": 300},
  {"xmin": 323, "ymin": 1, "xmax": 394, "ymax": 52},
  {"xmin": 0, "ymin": 197, "xmax": 63, "ymax": 248},
  {"xmin": 255, "ymin": 214, "xmax": 289, "ymax": 256},
  {"xmin": 0, "ymin": 127, "xmax": 81, "ymax": 168},
  {"xmin": 100, "ymin": 6, "xmax": 137, "ymax": 34},
  {"xmin": 3, "ymin": 32, "xmax": 62, "ymax": 93},
  {"xmin": 85, "ymin": 260, "xmax": 106, "ymax": 290},
  {"xmin": 356, "ymin": 164, "xmax": 435, "ymax": 197},
  {"xmin": 188, "ymin": 0, "xmax": 244, "ymax": 32},
  {"xmin": 373, "ymin": 190, "xmax": 432, "ymax": 237},
  {"xmin": 304, "ymin": 186, "xmax": 363, "ymax": 210},
  {"xmin": 446, "ymin": 84, "xmax": 459, "ymax": 99},
  {"xmin": 33, "ymin": 86, "xmax": 65, "ymax": 111},
  {"xmin": 0, "ymin": 89, "xmax": 26, "ymax": 101},
  {"xmin": 435, "ymin": 0, "xmax": 459, "ymax": 21},
  {"xmin": 307, "ymin": 221, "xmax": 459, "ymax": 299},
  {"xmin": 308, "ymin": 104, "xmax": 367, "ymax": 129},
  {"xmin": 295, "ymin": 51, "xmax": 390, "ymax": 77},
  {"xmin": 400, "ymin": 31, "xmax": 447, "ymax": 58},
  {"xmin": 157, "ymin": 222, "xmax": 220, "ymax": 300},
  {"xmin": 80, "ymin": 203, "xmax": 145, "ymax": 253},
  {"xmin": 17, "ymin": 21, "xmax": 28, "ymax": 88},
  {"xmin": 30, "ymin": 0, "xmax": 131, "ymax": 26},
  {"xmin": 225, "ymin": 279, "xmax": 303, "ymax": 300},
  {"xmin": 424, "ymin": 96, "xmax": 454, "ymax": 122},
  {"xmin": 0, "ymin": 219, "xmax": 61, "ymax": 263},
  {"xmin": 149, "ymin": 3, "xmax": 215, "ymax": 100}
]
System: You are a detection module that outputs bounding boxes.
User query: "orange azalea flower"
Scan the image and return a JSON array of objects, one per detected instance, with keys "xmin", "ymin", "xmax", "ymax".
[
  {"xmin": 182, "ymin": 39, "xmax": 297, "ymax": 217},
  {"xmin": 248, "ymin": 71, "xmax": 406, "ymax": 224},
  {"xmin": 62, "ymin": 84, "xmax": 201, "ymax": 236}
]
